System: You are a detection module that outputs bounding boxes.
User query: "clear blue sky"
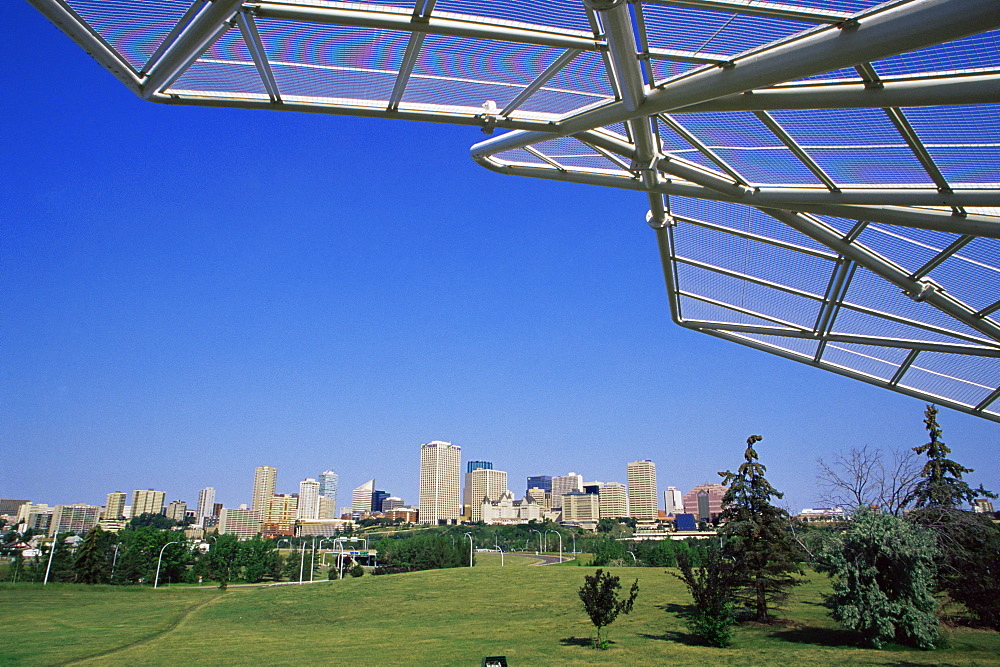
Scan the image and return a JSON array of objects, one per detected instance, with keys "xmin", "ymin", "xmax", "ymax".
[{"xmin": 3, "ymin": 6, "xmax": 997, "ymax": 515}]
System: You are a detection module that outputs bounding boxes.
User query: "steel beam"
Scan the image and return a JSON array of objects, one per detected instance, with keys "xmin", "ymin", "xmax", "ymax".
[
  {"xmin": 642, "ymin": 0, "xmax": 852, "ymax": 24},
  {"xmin": 476, "ymin": 0, "xmax": 1000, "ymax": 145},
  {"xmin": 27, "ymin": 0, "xmax": 143, "ymax": 95},
  {"xmin": 142, "ymin": 0, "xmax": 207, "ymax": 75},
  {"xmin": 237, "ymin": 11, "xmax": 281, "ymax": 103},
  {"xmin": 910, "ymin": 235, "xmax": 973, "ymax": 281},
  {"xmin": 501, "ymin": 49, "xmax": 581, "ymax": 117},
  {"xmin": 388, "ymin": 32, "xmax": 426, "ymax": 111},
  {"xmin": 754, "ymin": 110, "xmax": 840, "ymax": 191},
  {"xmin": 669, "ymin": 72, "xmax": 1000, "ymax": 112},
  {"xmin": 142, "ymin": 0, "xmax": 243, "ymax": 99},
  {"xmin": 251, "ymin": 2, "xmax": 601, "ymax": 51}
]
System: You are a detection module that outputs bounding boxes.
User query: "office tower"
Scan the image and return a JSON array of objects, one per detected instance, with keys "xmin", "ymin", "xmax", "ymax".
[
  {"xmin": 165, "ymin": 501, "xmax": 187, "ymax": 522},
  {"xmin": 212, "ymin": 502, "xmax": 223, "ymax": 517},
  {"xmin": 598, "ymin": 482, "xmax": 629, "ymax": 519},
  {"xmin": 196, "ymin": 487, "xmax": 216, "ymax": 523},
  {"xmin": 526, "ymin": 487, "xmax": 551, "ymax": 510},
  {"xmin": 0, "ymin": 499, "xmax": 30, "ymax": 516},
  {"xmin": 251, "ymin": 466, "xmax": 278, "ymax": 516},
  {"xmin": 104, "ymin": 492, "xmax": 126, "ymax": 520},
  {"xmin": 682, "ymin": 483, "xmax": 727, "ymax": 521},
  {"xmin": 419, "ymin": 440, "xmax": 461, "ymax": 524},
  {"xmin": 264, "ymin": 494, "xmax": 299, "ymax": 527},
  {"xmin": 352, "ymin": 479, "xmax": 375, "ymax": 517},
  {"xmin": 526, "ymin": 475, "xmax": 552, "ymax": 496},
  {"xmin": 551, "ymin": 473, "xmax": 583, "ymax": 509},
  {"xmin": 562, "ymin": 491, "xmax": 600, "ymax": 529},
  {"xmin": 665, "ymin": 486, "xmax": 684, "ymax": 514},
  {"xmin": 131, "ymin": 489, "xmax": 166, "ymax": 517},
  {"xmin": 372, "ymin": 490, "xmax": 390, "ymax": 513},
  {"xmin": 219, "ymin": 506, "xmax": 260, "ymax": 540},
  {"xmin": 317, "ymin": 495, "xmax": 337, "ymax": 519},
  {"xmin": 627, "ymin": 460, "xmax": 658, "ymax": 520},
  {"xmin": 50, "ymin": 503, "xmax": 102, "ymax": 536},
  {"xmin": 318, "ymin": 470, "xmax": 339, "ymax": 510},
  {"xmin": 382, "ymin": 496, "xmax": 404, "ymax": 512},
  {"xmin": 467, "ymin": 460, "xmax": 492, "ymax": 473},
  {"xmin": 298, "ymin": 478, "xmax": 320, "ymax": 520},
  {"xmin": 463, "ymin": 467, "xmax": 508, "ymax": 522}
]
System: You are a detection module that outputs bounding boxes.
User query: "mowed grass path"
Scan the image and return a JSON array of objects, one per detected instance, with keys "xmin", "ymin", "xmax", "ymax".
[{"xmin": 4, "ymin": 567, "xmax": 999, "ymax": 666}]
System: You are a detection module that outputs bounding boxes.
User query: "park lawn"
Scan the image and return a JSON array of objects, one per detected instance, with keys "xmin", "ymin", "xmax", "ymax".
[{"xmin": 2, "ymin": 569, "xmax": 998, "ymax": 666}]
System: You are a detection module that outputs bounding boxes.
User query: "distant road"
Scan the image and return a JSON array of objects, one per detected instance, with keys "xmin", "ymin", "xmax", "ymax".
[{"xmin": 527, "ymin": 553, "xmax": 570, "ymax": 566}]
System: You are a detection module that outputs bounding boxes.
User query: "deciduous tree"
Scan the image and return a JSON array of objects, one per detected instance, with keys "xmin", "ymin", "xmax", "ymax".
[{"xmin": 577, "ymin": 568, "xmax": 638, "ymax": 649}]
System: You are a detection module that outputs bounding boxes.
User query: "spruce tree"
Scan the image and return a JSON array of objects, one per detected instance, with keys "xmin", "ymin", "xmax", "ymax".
[
  {"xmin": 73, "ymin": 526, "xmax": 113, "ymax": 584},
  {"xmin": 717, "ymin": 435, "xmax": 803, "ymax": 622}
]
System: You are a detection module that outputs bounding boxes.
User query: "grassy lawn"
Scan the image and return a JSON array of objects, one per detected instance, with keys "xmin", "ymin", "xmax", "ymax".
[{"xmin": 2, "ymin": 569, "xmax": 997, "ymax": 666}]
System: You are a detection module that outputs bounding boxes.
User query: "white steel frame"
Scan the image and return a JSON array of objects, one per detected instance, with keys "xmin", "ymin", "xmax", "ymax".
[{"xmin": 26, "ymin": 0, "xmax": 1000, "ymax": 421}]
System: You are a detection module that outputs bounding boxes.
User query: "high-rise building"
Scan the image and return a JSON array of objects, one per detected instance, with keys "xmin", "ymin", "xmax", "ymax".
[
  {"xmin": 372, "ymin": 490, "xmax": 390, "ymax": 513},
  {"xmin": 298, "ymin": 478, "xmax": 320, "ymax": 520},
  {"xmin": 0, "ymin": 499, "xmax": 30, "ymax": 516},
  {"xmin": 467, "ymin": 460, "xmax": 492, "ymax": 473},
  {"xmin": 665, "ymin": 486, "xmax": 684, "ymax": 514},
  {"xmin": 551, "ymin": 473, "xmax": 583, "ymax": 509},
  {"xmin": 463, "ymin": 467, "xmax": 508, "ymax": 522},
  {"xmin": 526, "ymin": 475, "xmax": 552, "ymax": 495},
  {"xmin": 219, "ymin": 506, "xmax": 260, "ymax": 540},
  {"xmin": 165, "ymin": 501, "xmax": 187, "ymax": 522},
  {"xmin": 526, "ymin": 487, "xmax": 551, "ymax": 510},
  {"xmin": 104, "ymin": 492, "xmax": 126, "ymax": 520},
  {"xmin": 317, "ymin": 495, "xmax": 337, "ymax": 519},
  {"xmin": 263, "ymin": 493, "xmax": 299, "ymax": 534},
  {"xmin": 419, "ymin": 440, "xmax": 461, "ymax": 524},
  {"xmin": 682, "ymin": 483, "xmax": 727, "ymax": 522},
  {"xmin": 251, "ymin": 466, "xmax": 278, "ymax": 516},
  {"xmin": 598, "ymin": 482, "xmax": 629, "ymax": 519},
  {"xmin": 352, "ymin": 479, "xmax": 375, "ymax": 517},
  {"xmin": 627, "ymin": 460, "xmax": 658, "ymax": 520},
  {"xmin": 50, "ymin": 503, "xmax": 102, "ymax": 536},
  {"xmin": 318, "ymin": 470, "xmax": 339, "ymax": 511},
  {"xmin": 562, "ymin": 491, "xmax": 600, "ymax": 529},
  {"xmin": 131, "ymin": 489, "xmax": 166, "ymax": 517},
  {"xmin": 196, "ymin": 487, "xmax": 216, "ymax": 523},
  {"xmin": 382, "ymin": 496, "xmax": 404, "ymax": 512}
]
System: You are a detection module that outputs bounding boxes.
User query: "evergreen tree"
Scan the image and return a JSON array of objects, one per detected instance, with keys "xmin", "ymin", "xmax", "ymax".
[
  {"xmin": 817, "ymin": 506, "xmax": 939, "ymax": 649},
  {"xmin": 717, "ymin": 435, "xmax": 803, "ymax": 622},
  {"xmin": 674, "ymin": 545, "xmax": 736, "ymax": 647},
  {"xmin": 207, "ymin": 534, "xmax": 240, "ymax": 589},
  {"xmin": 907, "ymin": 405, "xmax": 1000, "ymax": 629},
  {"xmin": 240, "ymin": 535, "xmax": 278, "ymax": 583},
  {"xmin": 73, "ymin": 526, "xmax": 114, "ymax": 584}
]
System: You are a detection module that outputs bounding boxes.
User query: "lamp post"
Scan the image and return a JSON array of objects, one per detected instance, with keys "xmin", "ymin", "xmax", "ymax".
[
  {"xmin": 530, "ymin": 529, "xmax": 542, "ymax": 554},
  {"xmin": 154, "ymin": 541, "xmax": 180, "ymax": 588},
  {"xmin": 310, "ymin": 537, "xmax": 319, "ymax": 582},
  {"xmin": 42, "ymin": 535, "xmax": 58, "ymax": 585},
  {"xmin": 494, "ymin": 537, "xmax": 504, "ymax": 567},
  {"xmin": 546, "ymin": 529, "xmax": 563, "ymax": 563},
  {"xmin": 334, "ymin": 538, "xmax": 347, "ymax": 579},
  {"xmin": 463, "ymin": 532, "xmax": 474, "ymax": 567},
  {"xmin": 110, "ymin": 543, "xmax": 122, "ymax": 583},
  {"xmin": 571, "ymin": 533, "xmax": 577, "ymax": 554},
  {"xmin": 299, "ymin": 538, "xmax": 307, "ymax": 584},
  {"xmin": 626, "ymin": 550, "xmax": 637, "ymax": 566}
]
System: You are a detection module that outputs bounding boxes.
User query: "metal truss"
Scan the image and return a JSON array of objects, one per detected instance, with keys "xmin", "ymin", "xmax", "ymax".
[{"xmin": 27, "ymin": 0, "xmax": 1000, "ymax": 421}]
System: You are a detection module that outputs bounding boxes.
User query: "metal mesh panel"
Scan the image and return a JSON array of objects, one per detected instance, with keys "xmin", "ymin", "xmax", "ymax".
[
  {"xmin": 903, "ymin": 105, "xmax": 1000, "ymax": 188},
  {"xmin": 899, "ymin": 361, "xmax": 996, "ymax": 408},
  {"xmin": 434, "ymin": 0, "xmax": 593, "ymax": 33},
  {"xmin": 639, "ymin": 4, "xmax": 814, "ymax": 56},
  {"xmin": 821, "ymin": 343, "xmax": 911, "ymax": 382},
  {"xmin": 733, "ymin": 332, "xmax": 820, "ymax": 359},
  {"xmin": 65, "ymin": 0, "xmax": 193, "ymax": 71},
  {"xmin": 170, "ymin": 28, "xmax": 267, "ymax": 96},
  {"xmin": 871, "ymin": 30, "xmax": 1000, "ymax": 77},
  {"xmin": 678, "ymin": 294, "xmax": 798, "ymax": 329}
]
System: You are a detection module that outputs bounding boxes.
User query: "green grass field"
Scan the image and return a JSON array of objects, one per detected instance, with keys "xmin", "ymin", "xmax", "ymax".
[{"xmin": 3, "ymin": 565, "xmax": 998, "ymax": 666}]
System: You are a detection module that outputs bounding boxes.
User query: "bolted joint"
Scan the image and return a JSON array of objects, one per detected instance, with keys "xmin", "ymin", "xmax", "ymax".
[
  {"xmin": 646, "ymin": 211, "xmax": 675, "ymax": 229},
  {"xmin": 903, "ymin": 281, "xmax": 937, "ymax": 302}
]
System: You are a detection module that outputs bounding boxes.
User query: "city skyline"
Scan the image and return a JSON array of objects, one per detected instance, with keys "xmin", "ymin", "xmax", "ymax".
[{"xmin": 4, "ymin": 6, "xmax": 997, "ymax": 523}]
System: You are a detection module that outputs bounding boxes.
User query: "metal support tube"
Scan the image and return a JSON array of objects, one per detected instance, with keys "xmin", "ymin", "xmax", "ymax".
[
  {"xmin": 142, "ymin": 0, "xmax": 243, "ymax": 99},
  {"xmin": 890, "ymin": 349, "xmax": 920, "ymax": 385},
  {"xmin": 910, "ymin": 235, "xmax": 973, "ymax": 281},
  {"xmin": 884, "ymin": 107, "xmax": 953, "ymax": 193},
  {"xmin": 388, "ymin": 32, "xmax": 426, "ymax": 111},
  {"xmin": 642, "ymin": 0, "xmax": 852, "ymax": 24},
  {"xmin": 501, "ymin": 49, "xmax": 581, "ymax": 117},
  {"xmin": 238, "ymin": 11, "xmax": 282, "ymax": 103},
  {"xmin": 754, "ymin": 110, "xmax": 840, "ymax": 191}
]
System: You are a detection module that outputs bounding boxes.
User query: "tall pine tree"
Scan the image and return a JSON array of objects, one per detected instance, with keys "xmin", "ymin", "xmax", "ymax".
[{"xmin": 718, "ymin": 435, "xmax": 803, "ymax": 623}]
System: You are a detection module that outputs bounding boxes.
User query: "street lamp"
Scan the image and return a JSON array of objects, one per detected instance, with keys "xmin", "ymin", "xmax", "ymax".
[
  {"xmin": 42, "ymin": 535, "xmax": 58, "ymax": 585},
  {"xmin": 463, "ymin": 532, "xmax": 474, "ymax": 567},
  {"xmin": 626, "ymin": 550, "xmax": 637, "ymax": 566},
  {"xmin": 571, "ymin": 533, "xmax": 576, "ymax": 554},
  {"xmin": 154, "ymin": 541, "xmax": 181, "ymax": 588},
  {"xmin": 530, "ymin": 529, "xmax": 542, "ymax": 554},
  {"xmin": 494, "ymin": 537, "xmax": 504, "ymax": 567},
  {"xmin": 110, "ymin": 543, "xmax": 122, "ymax": 583},
  {"xmin": 546, "ymin": 529, "xmax": 563, "ymax": 563}
]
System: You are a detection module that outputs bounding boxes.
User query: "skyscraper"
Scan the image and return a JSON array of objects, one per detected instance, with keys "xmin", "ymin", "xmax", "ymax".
[
  {"xmin": 467, "ymin": 460, "xmax": 492, "ymax": 473},
  {"xmin": 526, "ymin": 475, "xmax": 552, "ymax": 495},
  {"xmin": 50, "ymin": 503, "xmax": 102, "ymax": 536},
  {"xmin": 251, "ymin": 466, "xmax": 277, "ymax": 516},
  {"xmin": 196, "ymin": 487, "xmax": 216, "ymax": 524},
  {"xmin": 131, "ymin": 489, "xmax": 166, "ymax": 517},
  {"xmin": 463, "ymin": 467, "xmax": 508, "ymax": 522},
  {"xmin": 165, "ymin": 500, "xmax": 187, "ymax": 522},
  {"xmin": 352, "ymin": 479, "xmax": 375, "ymax": 517},
  {"xmin": 627, "ymin": 460, "xmax": 658, "ymax": 520},
  {"xmin": 298, "ymin": 478, "xmax": 320, "ymax": 520},
  {"xmin": 419, "ymin": 440, "xmax": 461, "ymax": 525},
  {"xmin": 318, "ymin": 470, "xmax": 339, "ymax": 510},
  {"xmin": 665, "ymin": 486, "xmax": 684, "ymax": 514},
  {"xmin": 372, "ymin": 490, "xmax": 390, "ymax": 513},
  {"xmin": 598, "ymin": 482, "xmax": 629, "ymax": 519},
  {"xmin": 104, "ymin": 492, "xmax": 126, "ymax": 520},
  {"xmin": 551, "ymin": 473, "xmax": 583, "ymax": 509}
]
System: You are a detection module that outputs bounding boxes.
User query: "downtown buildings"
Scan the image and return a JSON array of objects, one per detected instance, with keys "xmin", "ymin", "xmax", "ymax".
[{"xmin": 419, "ymin": 441, "xmax": 461, "ymax": 524}]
